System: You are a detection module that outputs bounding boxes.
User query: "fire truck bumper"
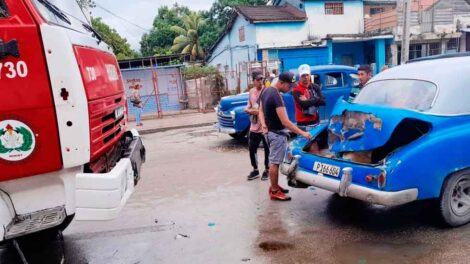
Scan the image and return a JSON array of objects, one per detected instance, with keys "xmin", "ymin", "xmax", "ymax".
[{"xmin": 75, "ymin": 129, "xmax": 146, "ymax": 221}]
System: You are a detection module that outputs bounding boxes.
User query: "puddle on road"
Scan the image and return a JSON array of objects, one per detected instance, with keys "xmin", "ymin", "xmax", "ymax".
[
  {"xmin": 333, "ymin": 241, "xmax": 436, "ymax": 264},
  {"xmin": 209, "ymin": 138, "xmax": 248, "ymax": 153},
  {"xmin": 188, "ymin": 129, "xmax": 217, "ymax": 137}
]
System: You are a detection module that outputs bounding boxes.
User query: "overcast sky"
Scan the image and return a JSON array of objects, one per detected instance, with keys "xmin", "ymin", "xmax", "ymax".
[{"xmin": 91, "ymin": 0, "xmax": 215, "ymax": 52}]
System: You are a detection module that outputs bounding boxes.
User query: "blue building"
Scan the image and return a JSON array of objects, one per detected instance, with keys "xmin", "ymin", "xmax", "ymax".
[{"xmin": 207, "ymin": 0, "xmax": 393, "ymax": 91}]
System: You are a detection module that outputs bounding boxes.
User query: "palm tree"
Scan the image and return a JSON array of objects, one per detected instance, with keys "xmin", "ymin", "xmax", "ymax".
[{"xmin": 171, "ymin": 12, "xmax": 205, "ymax": 61}]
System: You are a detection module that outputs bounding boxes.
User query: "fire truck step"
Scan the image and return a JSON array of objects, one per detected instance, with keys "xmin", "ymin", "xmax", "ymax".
[{"xmin": 5, "ymin": 206, "xmax": 66, "ymax": 240}]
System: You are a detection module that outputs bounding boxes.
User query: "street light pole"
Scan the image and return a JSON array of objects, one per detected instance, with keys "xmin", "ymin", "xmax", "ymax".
[{"xmin": 401, "ymin": 0, "xmax": 411, "ymax": 64}]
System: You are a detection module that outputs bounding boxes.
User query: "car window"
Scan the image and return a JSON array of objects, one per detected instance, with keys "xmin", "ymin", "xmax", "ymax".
[
  {"xmin": 354, "ymin": 79, "xmax": 437, "ymax": 112},
  {"xmin": 0, "ymin": 0, "xmax": 8, "ymax": 18},
  {"xmin": 312, "ymin": 74, "xmax": 321, "ymax": 87},
  {"xmin": 324, "ymin": 72, "xmax": 344, "ymax": 88},
  {"xmin": 350, "ymin": 73, "xmax": 360, "ymax": 87}
]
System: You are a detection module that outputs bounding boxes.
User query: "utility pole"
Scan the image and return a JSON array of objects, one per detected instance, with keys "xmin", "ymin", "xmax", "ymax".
[{"xmin": 400, "ymin": 0, "xmax": 412, "ymax": 64}]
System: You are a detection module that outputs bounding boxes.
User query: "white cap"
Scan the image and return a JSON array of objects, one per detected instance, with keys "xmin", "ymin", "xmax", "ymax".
[{"xmin": 298, "ymin": 64, "xmax": 311, "ymax": 76}]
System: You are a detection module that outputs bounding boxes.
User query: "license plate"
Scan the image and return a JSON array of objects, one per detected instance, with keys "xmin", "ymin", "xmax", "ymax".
[
  {"xmin": 115, "ymin": 106, "xmax": 125, "ymax": 119},
  {"xmin": 313, "ymin": 162, "xmax": 340, "ymax": 177}
]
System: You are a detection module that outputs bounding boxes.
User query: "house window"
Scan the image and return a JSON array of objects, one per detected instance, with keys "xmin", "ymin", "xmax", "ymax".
[
  {"xmin": 0, "ymin": 0, "xmax": 9, "ymax": 18},
  {"xmin": 428, "ymin": 43, "xmax": 441, "ymax": 56},
  {"xmin": 409, "ymin": 44, "xmax": 422, "ymax": 60},
  {"xmin": 446, "ymin": 38, "xmax": 458, "ymax": 53},
  {"xmin": 239, "ymin": 26, "xmax": 245, "ymax": 42},
  {"xmin": 370, "ymin": 7, "xmax": 384, "ymax": 15},
  {"xmin": 268, "ymin": 49, "xmax": 279, "ymax": 60},
  {"xmin": 325, "ymin": 2, "xmax": 344, "ymax": 15}
]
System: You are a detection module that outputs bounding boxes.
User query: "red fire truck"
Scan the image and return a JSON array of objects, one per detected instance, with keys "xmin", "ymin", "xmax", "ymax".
[{"xmin": 0, "ymin": 0, "xmax": 145, "ymax": 242}]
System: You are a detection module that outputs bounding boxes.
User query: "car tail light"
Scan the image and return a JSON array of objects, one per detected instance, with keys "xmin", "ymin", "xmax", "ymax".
[
  {"xmin": 365, "ymin": 175, "xmax": 376, "ymax": 183},
  {"xmin": 378, "ymin": 171, "xmax": 387, "ymax": 189}
]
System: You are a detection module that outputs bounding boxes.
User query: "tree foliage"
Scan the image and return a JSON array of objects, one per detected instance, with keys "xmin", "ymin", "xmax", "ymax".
[
  {"xmin": 140, "ymin": 4, "xmax": 190, "ymax": 57},
  {"xmin": 76, "ymin": 0, "xmax": 95, "ymax": 9},
  {"xmin": 91, "ymin": 17, "xmax": 137, "ymax": 60},
  {"xmin": 141, "ymin": 0, "xmax": 268, "ymax": 58},
  {"xmin": 170, "ymin": 12, "xmax": 205, "ymax": 60}
]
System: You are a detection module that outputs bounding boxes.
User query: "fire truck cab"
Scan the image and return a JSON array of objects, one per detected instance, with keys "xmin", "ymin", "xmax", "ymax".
[{"xmin": 0, "ymin": 0, "xmax": 145, "ymax": 241}]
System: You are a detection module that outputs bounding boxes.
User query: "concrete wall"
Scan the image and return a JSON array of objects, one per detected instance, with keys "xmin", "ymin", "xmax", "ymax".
[
  {"xmin": 279, "ymin": 47, "xmax": 330, "ymax": 70},
  {"xmin": 305, "ymin": 0, "xmax": 364, "ymax": 39},
  {"xmin": 122, "ymin": 67, "xmax": 184, "ymax": 115},
  {"xmin": 332, "ymin": 42, "xmax": 366, "ymax": 66},
  {"xmin": 255, "ymin": 21, "xmax": 309, "ymax": 49}
]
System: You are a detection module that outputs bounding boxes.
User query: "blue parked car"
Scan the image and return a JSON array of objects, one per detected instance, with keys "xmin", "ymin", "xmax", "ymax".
[
  {"xmin": 281, "ymin": 54, "xmax": 470, "ymax": 226},
  {"xmin": 214, "ymin": 65, "xmax": 358, "ymax": 139}
]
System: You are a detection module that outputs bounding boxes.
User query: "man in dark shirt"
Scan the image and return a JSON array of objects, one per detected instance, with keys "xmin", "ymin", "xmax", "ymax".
[
  {"xmin": 348, "ymin": 64, "xmax": 372, "ymax": 102},
  {"xmin": 259, "ymin": 72, "xmax": 312, "ymax": 201}
]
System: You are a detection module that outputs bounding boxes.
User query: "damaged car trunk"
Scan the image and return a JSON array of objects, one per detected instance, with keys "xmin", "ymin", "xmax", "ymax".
[{"xmin": 303, "ymin": 107, "xmax": 432, "ymax": 165}]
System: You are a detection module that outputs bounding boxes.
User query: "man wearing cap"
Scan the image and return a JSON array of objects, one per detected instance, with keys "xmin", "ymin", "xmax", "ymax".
[
  {"xmin": 293, "ymin": 64, "xmax": 325, "ymax": 128},
  {"xmin": 348, "ymin": 64, "xmax": 372, "ymax": 102},
  {"xmin": 244, "ymin": 70, "xmax": 270, "ymax": 181},
  {"xmin": 259, "ymin": 72, "xmax": 312, "ymax": 201}
]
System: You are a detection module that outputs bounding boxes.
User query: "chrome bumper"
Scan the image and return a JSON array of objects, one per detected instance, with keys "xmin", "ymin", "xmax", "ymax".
[
  {"xmin": 213, "ymin": 123, "xmax": 236, "ymax": 134},
  {"xmin": 281, "ymin": 160, "xmax": 418, "ymax": 207}
]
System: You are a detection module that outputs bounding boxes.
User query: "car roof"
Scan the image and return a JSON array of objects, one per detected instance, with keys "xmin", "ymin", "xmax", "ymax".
[
  {"xmin": 371, "ymin": 56, "xmax": 470, "ymax": 86},
  {"xmin": 289, "ymin": 64, "xmax": 357, "ymax": 74},
  {"xmin": 310, "ymin": 65, "xmax": 357, "ymax": 72},
  {"xmin": 368, "ymin": 55, "xmax": 470, "ymax": 116}
]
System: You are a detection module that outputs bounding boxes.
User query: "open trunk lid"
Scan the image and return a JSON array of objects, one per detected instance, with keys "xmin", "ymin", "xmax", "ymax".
[{"xmin": 327, "ymin": 100, "xmax": 433, "ymax": 153}]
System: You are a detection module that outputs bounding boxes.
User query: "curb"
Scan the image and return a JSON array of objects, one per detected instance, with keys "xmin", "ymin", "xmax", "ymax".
[{"xmin": 137, "ymin": 122, "xmax": 216, "ymax": 135}]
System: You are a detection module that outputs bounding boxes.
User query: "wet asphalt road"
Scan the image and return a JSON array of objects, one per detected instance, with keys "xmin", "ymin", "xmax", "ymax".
[{"xmin": 1, "ymin": 126, "xmax": 470, "ymax": 264}]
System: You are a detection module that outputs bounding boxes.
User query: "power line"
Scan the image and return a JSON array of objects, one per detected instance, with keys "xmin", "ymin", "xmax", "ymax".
[{"xmin": 93, "ymin": 2, "xmax": 151, "ymax": 32}]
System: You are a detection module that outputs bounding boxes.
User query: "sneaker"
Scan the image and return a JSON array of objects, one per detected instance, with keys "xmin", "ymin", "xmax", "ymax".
[
  {"xmin": 270, "ymin": 188, "xmax": 291, "ymax": 201},
  {"xmin": 268, "ymin": 186, "xmax": 289, "ymax": 194},
  {"xmin": 136, "ymin": 123, "xmax": 143, "ymax": 127},
  {"xmin": 279, "ymin": 186, "xmax": 289, "ymax": 194},
  {"xmin": 261, "ymin": 170, "xmax": 269, "ymax": 181},
  {"xmin": 247, "ymin": 170, "xmax": 260, "ymax": 181}
]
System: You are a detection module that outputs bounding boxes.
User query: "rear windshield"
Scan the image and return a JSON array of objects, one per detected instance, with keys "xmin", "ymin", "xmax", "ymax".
[
  {"xmin": 0, "ymin": 0, "xmax": 8, "ymax": 18},
  {"xmin": 354, "ymin": 79, "xmax": 437, "ymax": 112}
]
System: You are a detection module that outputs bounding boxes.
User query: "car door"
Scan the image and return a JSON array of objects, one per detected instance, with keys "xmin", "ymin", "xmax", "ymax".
[{"xmin": 318, "ymin": 71, "xmax": 352, "ymax": 120}]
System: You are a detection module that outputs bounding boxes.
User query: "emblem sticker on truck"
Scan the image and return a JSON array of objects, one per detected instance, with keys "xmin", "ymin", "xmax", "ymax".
[{"xmin": 0, "ymin": 120, "xmax": 36, "ymax": 161}]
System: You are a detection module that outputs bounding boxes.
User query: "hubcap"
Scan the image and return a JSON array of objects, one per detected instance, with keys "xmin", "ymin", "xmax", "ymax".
[{"xmin": 450, "ymin": 178, "xmax": 470, "ymax": 216}]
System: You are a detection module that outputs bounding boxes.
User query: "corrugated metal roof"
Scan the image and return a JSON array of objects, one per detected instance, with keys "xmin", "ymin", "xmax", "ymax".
[{"xmin": 235, "ymin": 4, "xmax": 307, "ymax": 23}]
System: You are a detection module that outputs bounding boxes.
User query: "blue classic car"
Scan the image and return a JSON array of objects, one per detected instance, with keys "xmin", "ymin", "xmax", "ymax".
[
  {"xmin": 282, "ymin": 53, "xmax": 470, "ymax": 226},
  {"xmin": 214, "ymin": 65, "xmax": 358, "ymax": 139}
]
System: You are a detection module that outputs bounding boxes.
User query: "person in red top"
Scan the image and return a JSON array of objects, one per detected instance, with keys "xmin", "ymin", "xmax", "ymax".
[{"xmin": 292, "ymin": 64, "xmax": 325, "ymax": 127}]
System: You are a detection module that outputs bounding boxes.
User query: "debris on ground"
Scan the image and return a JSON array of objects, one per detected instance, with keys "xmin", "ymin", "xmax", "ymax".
[
  {"xmin": 208, "ymin": 222, "xmax": 216, "ymax": 228},
  {"xmin": 175, "ymin": 234, "xmax": 190, "ymax": 239}
]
